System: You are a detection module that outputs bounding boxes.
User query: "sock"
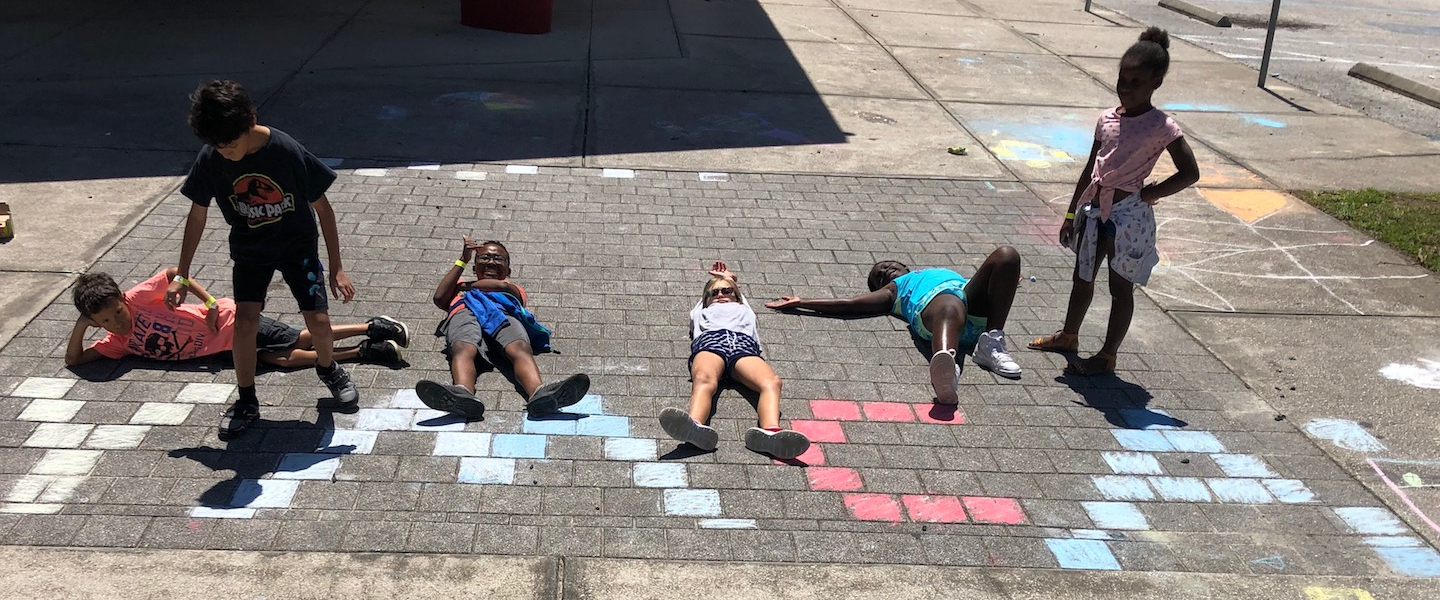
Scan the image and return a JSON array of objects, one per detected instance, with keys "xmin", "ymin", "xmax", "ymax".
[
  {"xmin": 237, "ymin": 385, "xmax": 259, "ymax": 409},
  {"xmin": 316, "ymin": 362, "xmax": 337, "ymax": 376},
  {"xmin": 764, "ymin": 426, "xmax": 782, "ymax": 432}
]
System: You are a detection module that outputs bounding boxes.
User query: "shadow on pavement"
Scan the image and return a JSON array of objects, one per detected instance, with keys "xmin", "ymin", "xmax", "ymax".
[{"xmin": 167, "ymin": 410, "xmax": 354, "ymax": 509}]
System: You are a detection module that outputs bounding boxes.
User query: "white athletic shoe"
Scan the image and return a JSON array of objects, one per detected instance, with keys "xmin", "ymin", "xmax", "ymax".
[
  {"xmin": 929, "ymin": 349, "xmax": 959, "ymax": 405},
  {"xmin": 973, "ymin": 329, "xmax": 1022, "ymax": 379}
]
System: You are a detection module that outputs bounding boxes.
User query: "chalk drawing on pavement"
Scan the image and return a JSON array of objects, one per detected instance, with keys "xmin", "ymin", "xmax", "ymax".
[
  {"xmin": 1305, "ymin": 419, "xmax": 1387, "ymax": 452},
  {"xmin": 1381, "ymin": 358, "xmax": 1440, "ymax": 390}
]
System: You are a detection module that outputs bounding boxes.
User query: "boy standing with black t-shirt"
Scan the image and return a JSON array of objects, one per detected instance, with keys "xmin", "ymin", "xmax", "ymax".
[{"xmin": 169, "ymin": 79, "xmax": 360, "ymax": 440}]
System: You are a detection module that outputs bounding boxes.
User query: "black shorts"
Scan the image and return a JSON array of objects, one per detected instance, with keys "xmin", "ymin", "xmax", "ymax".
[
  {"xmin": 256, "ymin": 316, "xmax": 303, "ymax": 352},
  {"xmin": 233, "ymin": 255, "xmax": 329, "ymax": 312}
]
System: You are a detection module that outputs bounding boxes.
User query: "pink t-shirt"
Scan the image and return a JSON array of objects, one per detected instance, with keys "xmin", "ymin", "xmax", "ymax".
[
  {"xmin": 91, "ymin": 272, "xmax": 238, "ymax": 360},
  {"xmin": 446, "ymin": 280, "xmax": 529, "ymax": 317},
  {"xmin": 1080, "ymin": 106, "xmax": 1184, "ymax": 220}
]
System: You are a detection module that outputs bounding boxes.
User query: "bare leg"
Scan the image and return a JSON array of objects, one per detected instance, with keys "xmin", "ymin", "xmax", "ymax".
[
  {"xmin": 688, "ymin": 352, "xmax": 725, "ymax": 424},
  {"xmin": 730, "ymin": 356, "xmax": 784, "ymax": 429},
  {"xmin": 233, "ymin": 302, "xmax": 263, "ymax": 389},
  {"xmin": 295, "ymin": 323, "xmax": 368, "ymax": 349},
  {"xmin": 1102, "ymin": 268, "xmax": 1135, "ymax": 355},
  {"xmin": 448, "ymin": 341, "xmax": 482, "ymax": 393},
  {"xmin": 920, "ymin": 295, "xmax": 967, "ymax": 357},
  {"xmin": 300, "ymin": 310, "xmax": 335, "ymax": 367},
  {"xmin": 259, "ymin": 346, "xmax": 361, "ymax": 369},
  {"xmin": 1062, "ymin": 236, "xmax": 1111, "ymax": 334},
  {"xmin": 502, "ymin": 339, "xmax": 542, "ymax": 397},
  {"xmin": 963, "ymin": 245, "xmax": 1021, "ymax": 330}
]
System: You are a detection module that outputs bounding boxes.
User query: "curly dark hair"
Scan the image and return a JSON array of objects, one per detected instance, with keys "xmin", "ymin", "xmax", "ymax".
[
  {"xmin": 188, "ymin": 80, "xmax": 256, "ymax": 147},
  {"xmin": 73, "ymin": 272, "xmax": 122, "ymax": 317},
  {"xmin": 1123, "ymin": 27, "xmax": 1172, "ymax": 78}
]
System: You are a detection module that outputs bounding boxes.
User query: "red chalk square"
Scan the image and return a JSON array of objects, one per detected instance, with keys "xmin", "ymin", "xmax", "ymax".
[
  {"xmin": 902, "ymin": 495, "xmax": 968, "ymax": 523},
  {"xmin": 843, "ymin": 493, "xmax": 903, "ymax": 523},
  {"xmin": 807, "ymin": 467, "xmax": 864, "ymax": 491},
  {"xmin": 861, "ymin": 402, "xmax": 916, "ymax": 422},
  {"xmin": 962, "ymin": 497, "xmax": 1027, "ymax": 525},
  {"xmin": 773, "ymin": 443, "xmax": 826, "ymax": 466},
  {"xmin": 789, "ymin": 420, "xmax": 847, "ymax": 443},
  {"xmin": 809, "ymin": 400, "xmax": 862, "ymax": 421},
  {"xmin": 917, "ymin": 404, "xmax": 967, "ymax": 425}
]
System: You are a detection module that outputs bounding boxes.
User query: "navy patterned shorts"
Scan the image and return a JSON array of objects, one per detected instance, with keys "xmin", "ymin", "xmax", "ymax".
[{"xmin": 689, "ymin": 329, "xmax": 762, "ymax": 375}]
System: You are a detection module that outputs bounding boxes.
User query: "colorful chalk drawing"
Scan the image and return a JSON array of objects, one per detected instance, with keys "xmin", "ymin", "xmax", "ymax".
[
  {"xmin": 1304, "ymin": 587, "xmax": 1377, "ymax": 600},
  {"xmin": 433, "ymin": 91, "xmax": 535, "ymax": 111},
  {"xmin": 1305, "ymin": 418, "xmax": 1387, "ymax": 452},
  {"xmin": 1159, "ymin": 104, "xmax": 1286, "ymax": 128},
  {"xmin": 1370, "ymin": 458, "xmax": 1440, "ymax": 536},
  {"xmin": 970, "ymin": 117, "xmax": 1092, "ymax": 169},
  {"xmin": 1381, "ymin": 358, "xmax": 1440, "ymax": 390},
  {"xmin": 654, "ymin": 113, "xmax": 810, "ymax": 145}
]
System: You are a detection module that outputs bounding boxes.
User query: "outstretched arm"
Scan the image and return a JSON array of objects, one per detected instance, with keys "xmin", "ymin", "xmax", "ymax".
[{"xmin": 764, "ymin": 286, "xmax": 896, "ymax": 317}]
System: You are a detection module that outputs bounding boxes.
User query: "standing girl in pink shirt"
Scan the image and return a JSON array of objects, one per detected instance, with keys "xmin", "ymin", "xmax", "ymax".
[{"xmin": 1028, "ymin": 27, "xmax": 1200, "ymax": 375}]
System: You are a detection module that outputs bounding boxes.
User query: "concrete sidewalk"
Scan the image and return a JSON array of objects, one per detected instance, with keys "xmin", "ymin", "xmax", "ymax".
[{"xmin": 1, "ymin": 0, "xmax": 1439, "ymax": 595}]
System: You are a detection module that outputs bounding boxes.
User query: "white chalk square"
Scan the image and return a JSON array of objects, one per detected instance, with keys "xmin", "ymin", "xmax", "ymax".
[
  {"xmin": 698, "ymin": 172, "xmax": 729, "ymax": 182},
  {"xmin": 604, "ymin": 438, "xmax": 657, "ymax": 461},
  {"xmin": 323, "ymin": 430, "xmax": 378, "ymax": 454},
  {"xmin": 31, "ymin": 450, "xmax": 102, "ymax": 475},
  {"xmin": 17, "ymin": 399, "xmax": 84, "ymax": 422},
  {"xmin": 633, "ymin": 462, "xmax": 688, "ymax": 488},
  {"xmin": 6, "ymin": 475, "xmax": 54, "ymax": 502},
  {"xmin": 663, "ymin": 489, "xmax": 722, "ymax": 516},
  {"xmin": 14, "ymin": 378, "xmax": 76, "ymax": 399},
  {"xmin": 0, "ymin": 503, "xmax": 62, "ymax": 514},
  {"xmin": 189, "ymin": 506, "xmax": 256, "ymax": 519},
  {"xmin": 85, "ymin": 425, "xmax": 151, "ymax": 450},
  {"xmin": 698, "ymin": 518, "xmax": 757, "ymax": 529},
  {"xmin": 455, "ymin": 171, "xmax": 488, "ymax": 181},
  {"xmin": 389, "ymin": 389, "xmax": 428, "ymax": 409},
  {"xmin": 505, "ymin": 165, "xmax": 539, "ymax": 174},
  {"xmin": 235, "ymin": 479, "xmax": 300, "ymax": 508},
  {"xmin": 407, "ymin": 162, "xmax": 441, "ymax": 170},
  {"xmin": 458, "ymin": 457, "xmax": 516, "ymax": 484},
  {"xmin": 130, "ymin": 403, "xmax": 193, "ymax": 425},
  {"xmin": 434, "ymin": 432, "xmax": 492, "ymax": 456},
  {"xmin": 601, "ymin": 168, "xmax": 635, "ymax": 178},
  {"xmin": 353, "ymin": 168, "xmax": 388, "ymax": 177},
  {"xmin": 23, "ymin": 423, "xmax": 95, "ymax": 448},
  {"xmin": 175, "ymin": 383, "xmax": 234, "ymax": 404},
  {"xmin": 410, "ymin": 409, "xmax": 466, "ymax": 431},
  {"xmin": 354, "ymin": 408, "xmax": 415, "ymax": 431},
  {"xmin": 273, "ymin": 454, "xmax": 342, "ymax": 480},
  {"xmin": 38, "ymin": 476, "xmax": 85, "ymax": 503}
]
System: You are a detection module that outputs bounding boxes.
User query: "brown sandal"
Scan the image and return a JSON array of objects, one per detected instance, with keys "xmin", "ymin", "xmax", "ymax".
[
  {"xmin": 1028, "ymin": 330, "xmax": 1079, "ymax": 353},
  {"xmin": 1065, "ymin": 351, "xmax": 1117, "ymax": 376}
]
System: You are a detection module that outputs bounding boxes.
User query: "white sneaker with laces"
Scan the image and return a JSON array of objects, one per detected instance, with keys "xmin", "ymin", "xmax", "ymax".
[{"xmin": 973, "ymin": 329, "xmax": 1022, "ymax": 379}]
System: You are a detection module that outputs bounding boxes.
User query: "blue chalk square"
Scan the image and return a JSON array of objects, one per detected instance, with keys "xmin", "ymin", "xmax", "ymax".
[
  {"xmin": 1161, "ymin": 430, "xmax": 1225, "ymax": 453},
  {"xmin": 663, "ymin": 488, "xmax": 721, "ymax": 516},
  {"xmin": 523, "ymin": 416, "xmax": 578, "ymax": 435},
  {"xmin": 1375, "ymin": 547, "xmax": 1440, "ymax": 578},
  {"xmin": 1046, "ymin": 539, "xmax": 1122, "ymax": 571},
  {"xmin": 1210, "ymin": 454, "xmax": 1278, "ymax": 478},
  {"xmin": 433, "ymin": 432, "xmax": 492, "ymax": 457},
  {"xmin": 459, "ymin": 457, "xmax": 516, "ymax": 484},
  {"xmin": 1111, "ymin": 430, "xmax": 1174, "ymax": 452},
  {"xmin": 634, "ymin": 462, "xmax": 688, "ymax": 488},
  {"xmin": 1102, "ymin": 452, "xmax": 1164, "ymax": 475},
  {"xmin": 1117, "ymin": 408, "xmax": 1182, "ymax": 430},
  {"xmin": 1206, "ymin": 478, "xmax": 1274, "ymax": 504},
  {"xmin": 1263, "ymin": 479, "xmax": 1317, "ymax": 504},
  {"xmin": 491, "ymin": 434, "xmax": 548, "ymax": 458},
  {"xmin": 562, "ymin": 394, "xmax": 605, "ymax": 416},
  {"xmin": 1147, "ymin": 477, "xmax": 1212, "ymax": 502},
  {"xmin": 577, "ymin": 415, "xmax": 631, "ymax": 437},
  {"xmin": 1092, "ymin": 476, "xmax": 1155, "ymax": 501},
  {"xmin": 1334, "ymin": 507, "xmax": 1408, "ymax": 535},
  {"xmin": 410, "ymin": 410, "xmax": 466, "ymax": 432},
  {"xmin": 604, "ymin": 438, "xmax": 657, "ymax": 461},
  {"xmin": 1082, "ymin": 501, "xmax": 1151, "ymax": 530},
  {"xmin": 1366, "ymin": 536, "xmax": 1425, "ymax": 548}
]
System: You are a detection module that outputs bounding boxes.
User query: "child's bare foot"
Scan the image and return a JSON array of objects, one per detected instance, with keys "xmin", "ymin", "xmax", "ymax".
[
  {"xmin": 659, "ymin": 407, "xmax": 719, "ymax": 451},
  {"xmin": 929, "ymin": 350, "xmax": 959, "ymax": 405},
  {"xmin": 1065, "ymin": 351, "xmax": 1117, "ymax": 376},
  {"xmin": 1028, "ymin": 330, "xmax": 1079, "ymax": 353}
]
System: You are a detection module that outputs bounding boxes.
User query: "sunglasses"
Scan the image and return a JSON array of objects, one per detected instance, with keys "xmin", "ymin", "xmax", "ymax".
[
  {"xmin": 474, "ymin": 253, "xmax": 509, "ymax": 264},
  {"xmin": 708, "ymin": 286, "xmax": 737, "ymax": 298}
]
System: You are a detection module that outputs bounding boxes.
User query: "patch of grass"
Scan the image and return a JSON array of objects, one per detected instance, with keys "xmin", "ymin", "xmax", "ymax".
[{"xmin": 1297, "ymin": 189, "xmax": 1440, "ymax": 272}]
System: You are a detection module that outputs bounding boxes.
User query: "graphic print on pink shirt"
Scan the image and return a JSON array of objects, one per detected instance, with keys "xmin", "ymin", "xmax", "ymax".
[{"xmin": 90, "ymin": 272, "xmax": 238, "ymax": 360}]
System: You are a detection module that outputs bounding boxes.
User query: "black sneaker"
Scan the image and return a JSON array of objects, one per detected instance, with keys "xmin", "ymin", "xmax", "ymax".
[
  {"xmin": 367, "ymin": 315, "xmax": 410, "ymax": 347},
  {"xmin": 526, "ymin": 373, "xmax": 591, "ymax": 415},
  {"xmin": 415, "ymin": 380, "xmax": 486, "ymax": 418},
  {"xmin": 358, "ymin": 339, "xmax": 404, "ymax": 364},
  {"xmin": 318, "ymin": 364, "xmax": 360, "ymax": 406},
  {"xmin": 218, "ymin": 403, "xmax": 260, "ymax": 441}
]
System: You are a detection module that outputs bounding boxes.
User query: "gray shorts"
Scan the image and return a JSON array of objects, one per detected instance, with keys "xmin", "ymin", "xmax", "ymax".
[
  {"xmin": 256, "ymin": 316, "xmax": 302, "ymax": 352},
  {"xmin": 436, "ymin": 310, "xmax": 528, "ymax": 366}
]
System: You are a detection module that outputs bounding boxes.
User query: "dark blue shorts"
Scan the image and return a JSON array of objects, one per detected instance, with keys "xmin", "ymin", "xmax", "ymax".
[{"xmin": 690, "ymin": 329, "xmax": 762, "ymax": 376}]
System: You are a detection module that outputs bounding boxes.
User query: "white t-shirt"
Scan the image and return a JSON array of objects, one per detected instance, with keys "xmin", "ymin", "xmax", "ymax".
[{"xmin": 690, "ymin": 298, "xmax": 760, "ymax": 343}]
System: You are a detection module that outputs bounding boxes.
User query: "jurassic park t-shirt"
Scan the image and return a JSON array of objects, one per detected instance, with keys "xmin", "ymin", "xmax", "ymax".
[
  {"xmin": 90, "ymin": 272, "xmax": 238, "ymax": 360},
  {"xmin": 179, "ymin": 127, "xmax": 337, "ymax": 265}
]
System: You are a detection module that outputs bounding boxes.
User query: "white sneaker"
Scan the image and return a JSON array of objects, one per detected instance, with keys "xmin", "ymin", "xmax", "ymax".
[
  {"xmin": 929, "ymin": 349, "xmax": 959, "ymax": 405},
  {"xmin": 973, "ymin": 330, "xmax": 1022, "ymax": 379}
]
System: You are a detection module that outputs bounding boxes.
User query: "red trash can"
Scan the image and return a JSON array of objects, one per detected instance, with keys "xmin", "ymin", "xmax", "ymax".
[{"xmin": 461, "ymin": 0, "xmax": 554, "ymax": 34}]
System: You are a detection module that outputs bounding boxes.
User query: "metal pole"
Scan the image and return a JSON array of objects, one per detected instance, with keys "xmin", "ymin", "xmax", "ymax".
[
  {"xmin": 1085, "ymin": 0, "xmax": 1093, "ymax": 13},
  {"xmin": 1258, "ymin": 0, "xmax": 1282, "ymax": 87}
]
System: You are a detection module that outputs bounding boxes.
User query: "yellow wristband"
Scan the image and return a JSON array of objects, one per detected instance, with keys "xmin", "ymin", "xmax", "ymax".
[
  {"xmin": 204, "ymin": 297, "xmax": 217, "ymax": 309},
  {"xmin": 454, "ymin": 259, "xmax": 467, "ymax": 268},
  {"xmin": 172, "ymin": 275, "xmax": 190, "ymax": 286},
  {"xmin": 1064, "ymin": 212, "xmax": 1075, "ymax": 220}
]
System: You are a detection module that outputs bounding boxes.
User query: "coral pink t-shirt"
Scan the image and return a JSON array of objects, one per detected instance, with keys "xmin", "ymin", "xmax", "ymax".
[
  {"xmin": 1080, "ymin": 106, "xmax": 1184, "ymax": 220},
  {"xmin": 446, "ymin": 280, "xmax": 528, "ymax": 317},
  {"xmin": 91, "ymin": 272, "xmax": 238, "ymax": 360}
]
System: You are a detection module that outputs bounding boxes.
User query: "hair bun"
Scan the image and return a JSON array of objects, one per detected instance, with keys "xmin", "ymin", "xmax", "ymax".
[{"xmin": 1139, "ymin": 26, "xmax": 1170, "ymax": 50}]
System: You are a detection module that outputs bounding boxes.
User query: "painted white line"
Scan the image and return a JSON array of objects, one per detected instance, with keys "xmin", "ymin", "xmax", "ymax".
[
  {"xmin": 506, "ymin": 165, "xmax": 539, "ymax": 175},
  {"xmin": 408, "ymin": 162, "xmax": 441, "ymax": 170},
  {"xmin": 353, "ymin": 168, "xmax": 389, "ymax": 177},
  {"xmin": 601, "ymin": 168, "xmax": 635, "ymax": 179},
  {"xmin": 698, "ymin": 172, "xmax": 729, "ymax": 182},
  {"xmin": 455, "ymin": 171, "xmax": 488, "ymax": 181}
]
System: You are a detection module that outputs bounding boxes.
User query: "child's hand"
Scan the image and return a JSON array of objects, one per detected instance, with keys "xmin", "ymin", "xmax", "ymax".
[
  {"xmin": 205, "ymin": 305, "xmax": 220, "ymax": 333},
  {"xmin": 708, "ymin": 261, "xmax": 737, "ymax": 282},
  {"xmin": 461, "ymin": 236, "xmax": 479, "ymax": 263},
  {"xmin": 765, "ymin": 296, "xmax": 802, "ymax": 310},
  {"xmin": 165, "ymin": 278, "xmax": 188, "ymax": 309},
  {"xmin": 1140, "ymin": 185, "xmax": 1161, "ymax": 205},
  {"xmin": 1058, "ymin": 221, "xmax": 1074, "ymax": 247},
  {"xmin": 330, "ymin": 269, "xmax": 356, "ymax": 303}
]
